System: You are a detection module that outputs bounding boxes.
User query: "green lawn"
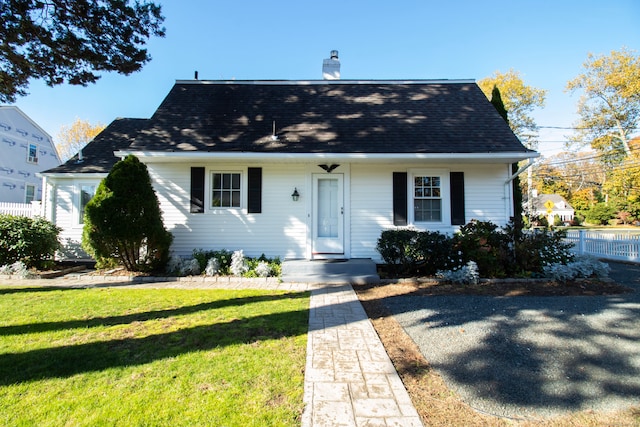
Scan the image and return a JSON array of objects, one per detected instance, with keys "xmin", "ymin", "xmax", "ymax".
[{"xmin": 0, "ymin": 286, "xmax": 309, "ymax": 426}]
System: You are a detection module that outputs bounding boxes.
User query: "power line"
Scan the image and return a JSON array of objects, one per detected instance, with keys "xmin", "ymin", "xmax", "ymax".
[{"xmin": 538, "ymin": 125, "xmax": 640, "ymax": 131}]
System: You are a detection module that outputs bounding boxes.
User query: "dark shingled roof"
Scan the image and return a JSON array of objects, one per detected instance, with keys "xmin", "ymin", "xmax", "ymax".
[
  {"xmin": 43, "ymin": 118, "xmax": 146, "ymax": 174},
  {"xmin": 43, "ymin": 80, "xmax": 534, "ymax": 174}
]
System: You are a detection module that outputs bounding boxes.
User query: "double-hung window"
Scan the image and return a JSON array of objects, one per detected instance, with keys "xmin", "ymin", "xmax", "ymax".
[
  {"xmin": 79, "ymin": 184, "xmax": 96, "ymax": 224},
  {"xmin": 413, "ymin": 176, "xmax": 442, "ymax": 222},
  {"xmin": 27, "ymin": 144, "xmax": 38, "ymax": 164},
  {"xmin": 211, "ymin": 172, "xmax": 241, "ymax": 208},
  {"xmin": 25, "ymin": 184, "xmax": 35, "ymax": 203}
]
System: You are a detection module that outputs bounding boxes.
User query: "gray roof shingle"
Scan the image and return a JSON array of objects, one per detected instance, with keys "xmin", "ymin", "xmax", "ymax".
[
  {"xmin": 132, "ymin": 80, "xmax": 531, "ymax": 154},
  {"xmin": 43, "ymin": 118, "xmax": 146, "ymax": 174},
  {"xmin": 43, "ymin": 80, "xmax": 534, "ymax": 174}
]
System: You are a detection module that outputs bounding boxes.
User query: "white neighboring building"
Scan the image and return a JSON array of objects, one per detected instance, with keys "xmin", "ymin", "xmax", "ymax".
[
  {"xmin": 0, "ymin": 106, "xmax": 60, "ymax": 203},
  {"xmin": 531, "ymin": 193, "xmax": 575, "ymax": 224}
]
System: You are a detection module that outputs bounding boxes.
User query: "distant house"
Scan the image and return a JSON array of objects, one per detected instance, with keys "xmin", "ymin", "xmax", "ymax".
[
  {"xmin": 531, "ymin": 193, "xmax": 575, "ymax": 224},
  {"xmin": 41, "ymin": 53, "xmax": 538, "ymax": 262},
  {"xmin": 0, "ymin": 106, "xmax": 61, "ymax": 204}
]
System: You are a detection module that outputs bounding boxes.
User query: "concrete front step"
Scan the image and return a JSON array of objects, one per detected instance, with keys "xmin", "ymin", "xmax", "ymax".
[{"xmin": 281, "ymin": 258, "xmax": 380, "ymax": 284}]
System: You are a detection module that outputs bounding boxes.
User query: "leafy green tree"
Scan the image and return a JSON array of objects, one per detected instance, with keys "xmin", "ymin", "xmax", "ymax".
[
  {"xmin": 0, "ymin": 0, "xmax": 165, "ymax": 103},
  {"xmin": 82, "ymin": 155, "xmax": 172, "ymax": 272},
  {"xmin": 479, "ymin": 69, "xmax": 547, "ymax": 149},
  {"xmin": 602, "ymin": 156, "xmax": 640, "ymax": 218},
  {"xmin": 585, "ymin": 203, "xmax": 617, "ymax": 225},
  {"xmin": 566, "ymin": 48, "xmax": 640, "ymax": 163}
]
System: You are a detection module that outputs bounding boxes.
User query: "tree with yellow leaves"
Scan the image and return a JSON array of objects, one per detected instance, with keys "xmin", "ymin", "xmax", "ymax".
[
  {"xmin": 566, "ymin": 48, "xmax": 640, "ymax": 164},
  {"xmin": 478, "ymin": 69, "xmax": 547, "ymax": 149},
  {"xmin": 56, "ymin": 119, "xmax": 106, "ymax": 162}
]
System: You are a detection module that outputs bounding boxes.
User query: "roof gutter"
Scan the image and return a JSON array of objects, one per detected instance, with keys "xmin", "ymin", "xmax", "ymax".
[{"xmin": 114, "ymin": 150, "xmax": 539, "ymax": 164}]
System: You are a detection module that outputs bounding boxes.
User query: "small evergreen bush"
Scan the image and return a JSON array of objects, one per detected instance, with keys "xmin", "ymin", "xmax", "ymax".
[
  {"xmin": 376, "ymin": 229, "xmax": 459, "ymax": 276},
  {"xmin": 0, "ymin": 214, "xmax": 61, "ymax": 269},
  {"xmin": 453, "ymin": 220, "xmax": 512, "ymax": 277},
  {"xmin": 513, "ymin": 227, "xmax": 575, "ymax": 274},
  {"xmin": 378, "ymin": 219, "xmax": 577, "ymax": 280},
  {"xmin": 376, "ymin": 229, "xmax": 422, "ymax": 275},
  {"xmin": 82, "ymin": 155, "xmax": 173, "ymax": 272}
]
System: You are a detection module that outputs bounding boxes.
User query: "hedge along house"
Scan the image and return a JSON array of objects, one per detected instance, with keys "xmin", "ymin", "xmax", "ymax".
[{"xmin": 40, "ymin": 53, "xmax": 537, "ymax": 262}]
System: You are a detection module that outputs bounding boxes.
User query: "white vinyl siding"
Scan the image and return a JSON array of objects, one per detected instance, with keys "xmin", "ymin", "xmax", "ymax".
[
  {"xmin": 464, "ymin": 166, "xmax": 511, "ymax": 224},
  {"xmin": 148, "ymin": 163, "xmax": 307, "ymax": 259},
  {"xmin": 47, "ymin": 177, "xmax": 103, "ymax": 259},
  {"xmin": 46, "ymin": 162, "xmax": 513, "ymax": 263}
]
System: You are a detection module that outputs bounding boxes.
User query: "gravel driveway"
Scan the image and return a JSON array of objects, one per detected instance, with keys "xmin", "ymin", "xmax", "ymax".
[{"xmin": 384, "ymin": 261, "xmax": 640, "ymax": 419}]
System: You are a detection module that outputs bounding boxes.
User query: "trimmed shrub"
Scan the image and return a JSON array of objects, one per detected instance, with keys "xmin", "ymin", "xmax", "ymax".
[
  {"xmin": 513, "ymin": 228, "xmax": 575, "ymax": 274},
  {"xmin": 376, "ymin": 229, "xmax": 459, "ymax": 276},
  {"xmin": 453, "ymin": 220, "xmax": 512, "ymax": 277},
  {"xmin": 377, "ymin": 219, "xmax": 577, "ymax": 279},
  {"xmin": 0, "ymin": 214, "xmax": 61, "ymax": 269},
  {"xmin": 82, "ymin": 155, "xmax": 173, "ymax": 272}
]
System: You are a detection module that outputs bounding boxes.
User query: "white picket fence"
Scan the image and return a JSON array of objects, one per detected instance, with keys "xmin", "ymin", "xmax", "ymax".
[
  {"xmin": 565, "ymin": 230, "xmax": 640, "ymax": 263},
  {"xmin": 0, "ymin": 201, "xmax": 42, "ymax": 218}
]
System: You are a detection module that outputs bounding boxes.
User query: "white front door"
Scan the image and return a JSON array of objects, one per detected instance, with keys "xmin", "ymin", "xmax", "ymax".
[{"xmin": 312, "ymin": 174, "xmax": 344, "ymax": 256}]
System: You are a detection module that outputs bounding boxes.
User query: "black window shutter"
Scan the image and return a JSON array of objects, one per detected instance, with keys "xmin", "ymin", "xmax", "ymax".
[
  {"xmin": 247, "ymin": 167, "xmax": 262, "ymax": 214},
  {"xmin": 450, "ymin": 172, "xmax": 465, "ymax": 225},
  {"xmin": 190, "ymin": 167, "xmax": 205, "ymax": 213},
  {"xmin": 392, "ymin": 172, "xmax": 407, "ymax": 226}
]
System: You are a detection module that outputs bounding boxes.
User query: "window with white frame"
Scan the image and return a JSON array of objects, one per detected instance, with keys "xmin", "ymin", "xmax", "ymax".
[
  {"xmin": 413, "ymin": 175, "xmax": 442, "ymax": 222},
  {"xmin": 79, "ymin": 184, "xmax": 96, "ymax": 224},
  {"xmin": 409, "ymin": 169, "xmax": 451, "ymax": 225},
  {"xmin": 25, "ymin": 184, "xmax": 35, "ymax": 203},
  {"xmin": 27, "ymin": 144, "xmax": 38, "ymax": 164},
  {"xmin": 211, "ymin": 172, "xmax": 241, "ymax": 208}
]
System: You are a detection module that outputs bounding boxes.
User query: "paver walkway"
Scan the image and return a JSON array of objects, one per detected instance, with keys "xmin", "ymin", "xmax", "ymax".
[
  {"xmin": 302, "ymin": 284, "xmax": 423, "ymax": 427},
  {"xmin": 2, "ymin": 276, "xmax": 422, "ymax": 426}
]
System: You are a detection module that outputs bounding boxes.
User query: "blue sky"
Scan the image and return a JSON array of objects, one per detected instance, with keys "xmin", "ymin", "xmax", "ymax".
[{"xmin": 10, "ymin": 0, "xmax": 640, "ymax": 157}]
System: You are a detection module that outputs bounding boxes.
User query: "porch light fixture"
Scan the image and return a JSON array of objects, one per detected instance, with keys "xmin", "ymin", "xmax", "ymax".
[{"xmin": 291, "ymin": 188, "xmax": 300, "ymax": 201}]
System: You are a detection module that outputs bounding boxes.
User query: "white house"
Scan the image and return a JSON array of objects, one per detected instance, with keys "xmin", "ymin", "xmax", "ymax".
[
  {"xmin": 531, "ymin": 193, "xmax": 575, "ymax": 224},
  {"xmin": 0, "ymin": 106, "xmax": 60, "ymax": 203},
  {"xmin": 40, "ymin": 55, "xmax": 538, "ymax": 262}
]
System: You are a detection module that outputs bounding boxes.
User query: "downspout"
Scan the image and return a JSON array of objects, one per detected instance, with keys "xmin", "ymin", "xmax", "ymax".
[
  {"xmin": 504, "ymin": 158, "xmax": 534, "ymax": 184},
  {"xmin": 504, "ymin": 159, "xmax": 535, "ymax": 223}
]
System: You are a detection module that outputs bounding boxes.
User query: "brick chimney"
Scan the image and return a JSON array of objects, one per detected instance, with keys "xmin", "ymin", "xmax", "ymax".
[{"xmin": 322, "ymin": 50, "xmax": 340, "ymax": 80}]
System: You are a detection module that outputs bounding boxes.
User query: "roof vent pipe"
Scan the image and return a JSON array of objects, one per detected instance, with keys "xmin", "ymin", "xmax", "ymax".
[
  {"xmin": 194, "ymin": 70, "xmax": 198, "ymax": 80},
  {"xmin": 322, "ymin": 50, "xmax": 340, "ymax": 80}
]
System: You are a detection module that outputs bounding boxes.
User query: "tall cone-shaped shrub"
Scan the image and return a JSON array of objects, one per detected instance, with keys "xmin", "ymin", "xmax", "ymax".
[{"xmin": 82, "ymin": 155, "xmax": 172, "ymax": 271}]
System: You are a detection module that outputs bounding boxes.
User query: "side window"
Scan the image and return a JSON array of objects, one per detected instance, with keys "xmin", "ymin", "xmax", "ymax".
[
  {"xmin": 25, "ymin": 184, "xmax": 35, "ymax": 203},
  {"xmin": 79, "ymin": 184, "xmax": 96, "ymax": 224},
  {"xmin": 27, "ymin": 144, "xmax": 38, "ymax": 164},
  {"xmin": 413, "ymin": 176, "xmax": 442, "ymax": 222},
  {"xmin": 211, "ymin": 172, "xmax": 241, "ymax": 208}
]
